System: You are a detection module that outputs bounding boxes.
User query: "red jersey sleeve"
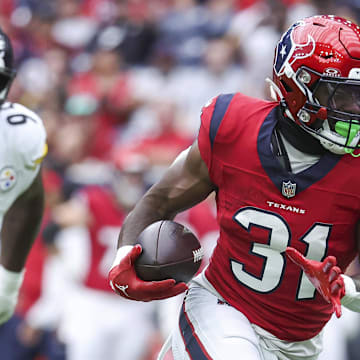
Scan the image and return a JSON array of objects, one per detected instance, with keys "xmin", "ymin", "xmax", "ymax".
[
  {"xmin": 198, "ymin": 96, "xmax": 217, "ymax": 170},
  {"xmin": 198, "ymin": 94, "xmax": 236, "ymax": 186}
]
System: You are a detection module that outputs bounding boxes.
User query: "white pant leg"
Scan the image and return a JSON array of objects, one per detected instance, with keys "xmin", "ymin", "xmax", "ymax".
[{"xmin": 171, "ymin": 285, "xmax": 276, "ymax": 360}]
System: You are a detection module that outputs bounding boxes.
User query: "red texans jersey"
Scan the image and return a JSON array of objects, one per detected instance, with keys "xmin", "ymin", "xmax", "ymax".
[
  {"xmin": 81, "ymin": 186, "xmax": 126, "ymax": 292},
  {"xmin": 198, "ymin": 93, "xmax": 360, "ymax": 342}
]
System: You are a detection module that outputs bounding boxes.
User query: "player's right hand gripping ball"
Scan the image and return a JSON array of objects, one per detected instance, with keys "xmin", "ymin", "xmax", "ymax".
[
  {"xmin": 108, "ymin": 220, "xmax": 203, "ymax": 302},
  {"xmin": 286, "ymin": 247, "xmax": 345, "ymax": 318},
  {"xmin": 108, "ymin": 244, "xmax": 188, "ymax": 302}
]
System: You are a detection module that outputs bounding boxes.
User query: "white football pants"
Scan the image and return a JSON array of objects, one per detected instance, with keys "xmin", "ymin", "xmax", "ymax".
[{"xmin": 169, "ymin": 284, "xmax": 323, "ymax": 360}]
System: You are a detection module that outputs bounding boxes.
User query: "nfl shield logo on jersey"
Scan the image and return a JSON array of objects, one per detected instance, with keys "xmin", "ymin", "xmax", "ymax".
[
  {"xmin": 282, "ymin": 180, "xmax": 296, "ymax": 198},
  {"xmin": 0, "ymin": 167, "xmax": 16, "ymax": 191}
]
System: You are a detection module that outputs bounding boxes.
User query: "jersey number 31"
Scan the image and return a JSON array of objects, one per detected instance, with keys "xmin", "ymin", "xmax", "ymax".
[{"xmin": 231, "ymin": 206, "xmax": 330, "ymax": 300}]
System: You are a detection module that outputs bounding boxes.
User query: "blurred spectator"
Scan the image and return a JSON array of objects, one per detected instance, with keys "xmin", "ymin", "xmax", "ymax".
[
  {"xmin": 51, "ymin": 0, "xmax": 98, "ymax": 51},
  {"xmin": 17, "ymin": 11, "xmax": 57, "ymax": 61},
  {"xmin": 228, "ymin": 0, "xmax": 287, "ymax": 98},
  {"xmin": 111, "ymin": 148, "xmax": 152, "ymax": 211},
  {"xmin": 121, "ymin": 97, "xmax": 193, "ymax": 183},
  {"xmin": 40, "ymin": 149, "xmax": 155, "ymax": 360},
  {"xmin": 155, "ymin": 0, "xmax": 210, "ymax": 65},
  {"xmin": 203, "ymin": 0, "xmax": 235, "ymax": 37},
  {"xmin": 128, "ymin": 45, "xmax": 180, "ymax": 135},
  {"xmin": 129, "ymin": 35, "xmax": 248, "ymax": 140},
  {"xmin": 51, "ymin": 93, "xmax": 101, "ymax": 168},
  {"xmin": 0, "ymin": 0, "xmax": 15, "ymax": 21},
  {"xmin": 81, "ymin": 0, "xmax": 115, "ymax": 23},
  {"xmin": 12, "ymin": 47, "xmax": 68, "ymax": 110},
  {"xmin": 68, "ymin": 47, "xmax": 141, "ymax": 154},
  {"xmin": 170, "ymin": 36, "xmax": 249, "ymax": 135},
  {"xmin": 88, "ymin": 0, "xmax": 157, "ymax": 65}
]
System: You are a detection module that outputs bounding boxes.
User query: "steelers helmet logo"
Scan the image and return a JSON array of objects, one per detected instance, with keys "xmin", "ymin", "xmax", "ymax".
[{"xmin": 0, "ymin": 167, "xmax": 16, "ymax": 191}]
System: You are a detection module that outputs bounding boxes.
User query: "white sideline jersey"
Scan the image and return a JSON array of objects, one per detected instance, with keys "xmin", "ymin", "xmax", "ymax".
[{"xmin": 0, "ymin": 102, "xmax": 47, "ymax": 227}]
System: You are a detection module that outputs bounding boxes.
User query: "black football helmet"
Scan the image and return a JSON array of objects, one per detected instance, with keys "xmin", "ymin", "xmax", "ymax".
[{"xmin": 0, "ymin": 28, "xmax": 16, "ymax": 105}]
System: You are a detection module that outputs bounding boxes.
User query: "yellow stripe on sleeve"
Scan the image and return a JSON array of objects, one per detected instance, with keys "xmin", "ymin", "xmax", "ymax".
[{"xmin": 34, "ymin": 143, "xmax": 48, "ymax": 164}]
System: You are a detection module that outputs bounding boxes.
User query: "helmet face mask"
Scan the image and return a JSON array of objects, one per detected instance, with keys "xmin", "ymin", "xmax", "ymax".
[
  {"xmin": 271, "ymin": 15, "xmax": 360, "ymax": 156},
  {"xmin": 0, "ymin": 68, "xmax": 15, "ymax": 104},
  {"xmin": 0, "ymin": 30, "xmax": 16, "ymax": 105},
  {"xmin": 297, "ymin": 67, "xmax": 360, "ymax": 153}
]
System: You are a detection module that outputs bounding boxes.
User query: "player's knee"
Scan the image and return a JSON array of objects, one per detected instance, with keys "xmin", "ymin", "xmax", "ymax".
[{"xmin": 222, "ymin": 337, "xmax": 262, "ymax": 359}]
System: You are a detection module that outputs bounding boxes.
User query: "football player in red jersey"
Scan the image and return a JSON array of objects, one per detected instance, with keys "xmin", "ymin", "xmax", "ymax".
[{"xmin": 109, "ymin": 15, "xmax": 360, "ymax": 359}]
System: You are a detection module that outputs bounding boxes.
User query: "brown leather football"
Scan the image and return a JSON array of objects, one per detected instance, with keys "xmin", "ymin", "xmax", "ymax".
[{"xmin": 134, "ymin": 220, "xmax": 203, "ymax": 283}]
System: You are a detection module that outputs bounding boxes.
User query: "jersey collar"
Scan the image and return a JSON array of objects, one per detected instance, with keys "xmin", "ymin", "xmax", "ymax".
[{"xmin": 257, "ymin": 106, "xmax": 341, "ymax": 198}]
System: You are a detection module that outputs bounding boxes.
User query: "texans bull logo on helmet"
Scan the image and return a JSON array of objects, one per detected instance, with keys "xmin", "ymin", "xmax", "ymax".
[{"xmin": 274, "ymin": 21, "xmax": 315, "ymax": 77}]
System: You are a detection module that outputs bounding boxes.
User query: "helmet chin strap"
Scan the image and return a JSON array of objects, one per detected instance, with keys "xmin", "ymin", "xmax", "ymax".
[
  {"xmin": 335, "ymin": 121, "xmax": 360, "ymax": 145},
  {"xmin": 313, "ymin": 106, "xmax": 360, "ymax": 156},
  {"xmin": 277, "ymin": 107, "xmax": 326, "ymax": 155},
  {"xmin": 316, "ymin": 119, "xmax": 360, "ymax": 156},
  {"xmin": 266, "ymin": 77, "xmax": 299, "ymax": 122},
  {"xmin": 318, "ymin": 137, "xmax": 347, "ymax": 155},
  {"xmin": 266, "ymin": 79, "xmax": 326, "ymax": 154},
  {"xmin": 315, "ymin": 107, "xmax": 360, "ymax": 146},
  {"xmin": 266, "ymin": 78, "xmax": 283, "ymax": 101},
  {"xmin": 335, "ymin": 121, "xmax": 360, "ymax": 157}
]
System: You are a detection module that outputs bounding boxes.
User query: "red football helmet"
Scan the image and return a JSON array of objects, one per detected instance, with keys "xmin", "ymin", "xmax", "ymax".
[{"xmin": 270, "ymin": 15, "xmax": 360, "ymax": 155}]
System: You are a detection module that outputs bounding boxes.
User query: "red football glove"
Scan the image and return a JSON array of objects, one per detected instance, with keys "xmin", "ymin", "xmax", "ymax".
[
  {"xmin": 286, "ymin": 247, "xmax": 345, "ymax": 318},
  {"xmin": 108, "ymin": 244, "xmax": 188, "ymax": 301}
]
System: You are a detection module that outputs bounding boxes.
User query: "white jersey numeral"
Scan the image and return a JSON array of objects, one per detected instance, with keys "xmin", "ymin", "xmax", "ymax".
[
  {"xmin": 232, "ymin": 207, "xmax": 329, "ymax": 300},
  {"xmin": 297, "ymin": 223, "xmax": 330, "ymax": 299}
]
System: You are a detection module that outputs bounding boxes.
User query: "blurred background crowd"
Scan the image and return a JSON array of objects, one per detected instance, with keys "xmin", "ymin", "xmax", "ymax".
[{"xmin": 1, "ymin": 0, "xmax": 360, "ymax": 359}]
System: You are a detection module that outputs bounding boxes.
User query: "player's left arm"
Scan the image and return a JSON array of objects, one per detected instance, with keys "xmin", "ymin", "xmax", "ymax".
[{"xmin": 0, "ymin": 168, "xmax": 45, "ymax": 324}]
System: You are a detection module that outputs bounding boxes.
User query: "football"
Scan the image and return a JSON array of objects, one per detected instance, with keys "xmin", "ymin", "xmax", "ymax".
[{"xmin": 134, "ymin": 220, "xmax": 203, "ymax": 283}]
